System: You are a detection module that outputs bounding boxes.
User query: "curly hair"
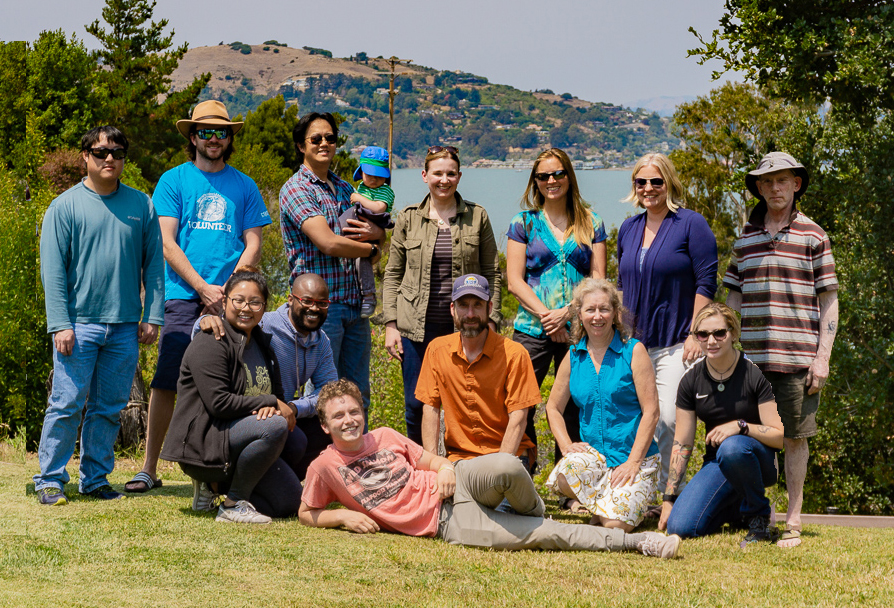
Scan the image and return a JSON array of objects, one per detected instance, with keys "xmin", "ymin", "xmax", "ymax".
[{"xmin": 316, "ymin": 379, "xmax": 363, "ymax": 423}]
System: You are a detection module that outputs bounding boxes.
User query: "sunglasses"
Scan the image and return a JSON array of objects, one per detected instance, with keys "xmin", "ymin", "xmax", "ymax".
[
  {"xmin": 88, "ymin": 147, "xmax": 127, "ymax": 160},
  {"xmin": 294, "ymin": 296, "xmax": 331, "ymax": 309},
  {"xmin": 634, "ymin": 177, "xmax": 665, "ymax": 188},
  {"xmin": 195, "ymin": 128, "xmax": 231, "ymax": 140},
  {"xmin": 428, "ymin": 145, "xmax": 459, "ymax": 155},
  {"xmin": 534, "ymin": 170, "xmax": 569, "ymax": 182},
  {"xmin": 692, "ymin": 328, "xmax": 730, "ymax": 342},
  {"xmin": 306, "ymin": 133, "xmax": 338, "ymax": 145}
]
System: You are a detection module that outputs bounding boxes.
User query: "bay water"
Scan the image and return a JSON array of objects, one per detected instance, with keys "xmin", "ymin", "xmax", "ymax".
[{"xmin": 390, "ymin": 167, "xmax": 641, "ymax": 245}]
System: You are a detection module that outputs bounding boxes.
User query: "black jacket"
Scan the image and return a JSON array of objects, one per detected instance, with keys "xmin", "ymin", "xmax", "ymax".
[{"xmin": 160, "ymin": 320, "xmax": 284, "ymax": 471}]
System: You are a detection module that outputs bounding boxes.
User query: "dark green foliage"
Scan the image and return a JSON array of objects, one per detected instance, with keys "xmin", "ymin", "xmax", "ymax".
[
  {"xmin": 0, "ymin": 168, "xmax": 53, "ymax": 446},
  {"xmin": 303, "ymin": 46, "xmax": 332, "ymax": 58},
  {"xmin": 86, "ymin": 0, "xmax": 210, "ymax": 181},
  {"xmin": 0, "ymin": 42, "xmax": 30, "ymax": 168}
]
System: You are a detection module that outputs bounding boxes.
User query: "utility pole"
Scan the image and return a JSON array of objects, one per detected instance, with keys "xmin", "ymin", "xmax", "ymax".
[{"xmin": 387, "ymin": 56, "xmax": 412, "ymax": 171}]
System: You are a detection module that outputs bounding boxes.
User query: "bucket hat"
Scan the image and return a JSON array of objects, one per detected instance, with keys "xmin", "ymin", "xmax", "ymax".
[
  {"xmin": 745, "ymin": 152, "xmax": 809, "ymax": 201},
  {"xmin": 352, "ymin": 146, "xmax": 391, "ymax": 183}
]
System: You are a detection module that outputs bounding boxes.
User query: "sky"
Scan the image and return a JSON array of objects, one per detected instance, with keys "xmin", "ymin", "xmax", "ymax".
[{"xmin": 5, "ymin": 0, "xmax": 737, "ymax": 110}]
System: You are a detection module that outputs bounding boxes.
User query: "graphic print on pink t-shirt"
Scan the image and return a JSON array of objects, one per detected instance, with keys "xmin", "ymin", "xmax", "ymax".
[{"xmin": 338, "ymin": 449, "xmax": 412, "ymax": 511}]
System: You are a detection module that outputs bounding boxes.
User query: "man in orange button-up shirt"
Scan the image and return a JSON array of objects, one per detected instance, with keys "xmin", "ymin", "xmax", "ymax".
[{"xmin": 416, "ymin": 274, "xmax": 541, "ymax": 465}]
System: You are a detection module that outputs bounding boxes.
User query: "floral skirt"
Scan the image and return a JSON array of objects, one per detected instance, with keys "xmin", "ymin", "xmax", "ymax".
[{"xmin": 546, "ymin": 447, "xmax": 660, "ymax": 527}]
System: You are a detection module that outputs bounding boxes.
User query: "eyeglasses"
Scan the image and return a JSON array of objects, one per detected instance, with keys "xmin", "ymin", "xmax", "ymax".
[
  {"xmin": 534, "ymin": 170, "xmax": 569, "ymax": 182},
  {"xmin": 294, "ymin": 296, "xmax": 331, "ymax": 309},
  {"xmin": 428, "ymin": 145, "xmax": 459, "ymax": 155},
  {"xmin": 634, "ymin": 177, "xmax": 665, "ymax": 188},
  {"xmin": 306, "ymin": 133, "xmax": 338, "ymax": 145},
  {"xmin": 195, "ymin": 128, "xmax": 231, "ymax": 140},
  {"xmin": 228, "ymin": 297, "xmax": 265, "ymax": 312},
  {"xmin": 692, "ymin": 328, "xmax": 730, "ymax": 342},
  {"xmin": 88, "ymin": 147, "xmax": 127, "ymax": 160}
]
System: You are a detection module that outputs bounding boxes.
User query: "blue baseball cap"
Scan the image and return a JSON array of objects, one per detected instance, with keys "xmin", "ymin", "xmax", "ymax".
[
  {"xmin": 353, "ymin": 146, "xmax": 391, "ymax": 183},
  {"xmin": 451, "ymin": 274, "xmax": 490, "ymax": 301}
]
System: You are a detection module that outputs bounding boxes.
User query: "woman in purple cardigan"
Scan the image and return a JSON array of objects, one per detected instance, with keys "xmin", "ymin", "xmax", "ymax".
[{"xmin": 617, "ymin": 153, "xmax": 718, "ymax": 503}]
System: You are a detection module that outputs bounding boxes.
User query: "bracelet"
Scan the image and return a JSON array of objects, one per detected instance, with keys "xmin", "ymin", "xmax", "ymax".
[
  {"xmin": 438, "ymin": 464, "xmax": 455, "ymax": 474},
  {"xmin": 738, "ymin": 419, "xmax": 749, "ymax": 436},
  {"xmin": 662, "ymin": 493, "xmax": 678, "ymax": 503}
]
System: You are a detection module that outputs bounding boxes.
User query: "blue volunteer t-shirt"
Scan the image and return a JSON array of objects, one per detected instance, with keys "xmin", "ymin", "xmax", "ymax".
[{"xmin": 153, "ymin": 162, "xmax": 271, "ymax": 300}]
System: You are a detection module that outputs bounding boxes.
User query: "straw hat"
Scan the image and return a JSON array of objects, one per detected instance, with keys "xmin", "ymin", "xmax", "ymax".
[{"xmin": 175, "ymin": 100, "xmax": 244, "ymax": 139}]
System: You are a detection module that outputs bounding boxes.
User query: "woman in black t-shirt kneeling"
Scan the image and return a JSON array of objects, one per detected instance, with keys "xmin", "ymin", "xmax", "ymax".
[{"xmin": 658, "ymin": 303, "xmax": 784, "ymax": 546}]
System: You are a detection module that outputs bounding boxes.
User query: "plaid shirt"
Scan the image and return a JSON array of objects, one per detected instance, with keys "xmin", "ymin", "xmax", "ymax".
[{"xmin": 279, "ymin": 165, "xmax": 361, "ymax": 305}]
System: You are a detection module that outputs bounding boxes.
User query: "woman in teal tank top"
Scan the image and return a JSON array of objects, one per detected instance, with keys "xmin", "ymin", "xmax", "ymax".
[{"xmin": 546, "ymin": 279, "xmax": 660, "ymax": 531}]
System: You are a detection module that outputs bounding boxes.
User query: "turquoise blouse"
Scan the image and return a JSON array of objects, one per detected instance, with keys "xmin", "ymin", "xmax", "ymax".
[{"xmin": 568, "ymin": 330, "xmax": 659, "ymax": 468}]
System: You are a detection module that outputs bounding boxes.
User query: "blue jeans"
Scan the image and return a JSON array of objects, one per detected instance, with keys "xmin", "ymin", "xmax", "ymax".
[
  {"xmin": 666, "ymin": 435, "xmax": 778, "ymax": 538},
  {"xmin": 401, "ymin": 322, "xmax": 454, "ymax": 445},
  {"xmin": 34, "ymin": 323, "xmax": 139, "ymax": 493},
  {"xmin": 320, "ymin": 303, "xmax": 371, "ymax": 413}
]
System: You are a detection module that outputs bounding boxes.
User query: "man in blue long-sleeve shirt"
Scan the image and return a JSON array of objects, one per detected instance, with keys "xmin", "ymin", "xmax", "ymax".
[
  {"xmin": 35, "ymin": 125, "xmax": 165, "ymax": 505},
  {"xmin": 196, "ymin": 273, "xmax": 338, "ymax": 479}
]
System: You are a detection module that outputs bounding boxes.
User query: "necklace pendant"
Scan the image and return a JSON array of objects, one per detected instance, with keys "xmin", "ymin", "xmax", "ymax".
[{"xmin": 717, "ymin": 382, "xmax": 725, "ymax": 392}]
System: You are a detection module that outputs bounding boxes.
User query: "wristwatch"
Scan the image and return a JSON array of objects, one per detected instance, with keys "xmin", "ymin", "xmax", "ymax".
[
  {"xmin": 367, "ymin": 243, "xmax": 379, "ymax": 258},
  {"xmin": 662, "ymin": 493, "xmax": 678, "ymax": 503},
  {"xmin": 738, "ymin": 419, "xmax": 749, "ymax": 435}
]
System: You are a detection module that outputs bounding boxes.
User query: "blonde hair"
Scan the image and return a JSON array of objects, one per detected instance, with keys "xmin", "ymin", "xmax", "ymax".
[
  {"xmin": 623, "ymin": 153, "xmax": 685, "ymax": 212},
  {"xmin": 569, "ymin": 278, "xmax": 631, "ymax": 344},
  {"xmin": 520, "ymin": 148, "xmax": 594, "ymax": 247},
  {"xmin": 691, "ymin": 302, "xmax": 741, "ymax": 342}
]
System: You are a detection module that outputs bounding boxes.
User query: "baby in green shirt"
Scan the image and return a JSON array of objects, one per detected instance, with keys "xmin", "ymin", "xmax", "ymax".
[{"xmin": 344, "ymin": 146, "xmax": 395, "ymax": 318}]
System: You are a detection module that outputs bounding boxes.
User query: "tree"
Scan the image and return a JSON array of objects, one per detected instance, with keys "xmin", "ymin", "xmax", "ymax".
[
  {"xmin": 690, "ymin": 0, "xmax": 894, "ymax": 121},
  {"xmin": 26, "ymin": 30, "xmax": 98, "ymax": 152},
  {"xmin": 691, "ymin": 0, "xmax": 894, "ymax": 514},
  {"xmin": 85, "ymin": 0, "xmax": 210, "ymax": 180},
  {"xmin": 237, "ymin": 96, "xmax": 300, "ymax": 171},
  {"xmin": 0, "ymin": 42, "xmax": 29, "ymax": 168}
]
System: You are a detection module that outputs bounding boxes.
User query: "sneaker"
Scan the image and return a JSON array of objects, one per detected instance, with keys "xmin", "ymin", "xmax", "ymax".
[
  {"xmin": 741, "ymin": 515, "xmax": 779, "ymax": 547},
  {"xmin": 215, "ymin": 500, "xmax": 272, "ymax": 524},
  {"xmin": 191, "ymin": 479, "xmax": 220, "ymax": 512},
  {"xmin": 638, "ymin": 532, "xmax": 682, "ymax": 559},
  {"xmin": 80, "ymin": 485, "xmax": 125, "ymax": 500},
  {"xmin": 360, "ymin": 297, "xmax": 376, "ymax": 319},
  {"xmin": 37, "ymin": 487, "xmax": 68, "ymax": 506}
]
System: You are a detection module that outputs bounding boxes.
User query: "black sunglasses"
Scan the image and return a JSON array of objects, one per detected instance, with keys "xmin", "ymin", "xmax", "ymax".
[
  {"xmin": 306, "ymin": 133, "xmax": 338, "ymax": 145},
  {"xmin": 88, "ymin": 147, "xmax": 127, "ymax": 160},
  {"xmin": 634, "ymin": 177, "xmax": 665, "ymax": 188},
  {"xmin": 692, "ymin": 328, "xmax": 730, "ymax": 342},
  {"xmin": 534, "ymin": 170, "xmax": 569, "ymax": 182},
  {"xmin": 195, "ymin": 128, "xmax": 230, "ymax": 140},
  {"xmin": 428, "ymin": 145, "xmax": 459, "ymax": 155}
]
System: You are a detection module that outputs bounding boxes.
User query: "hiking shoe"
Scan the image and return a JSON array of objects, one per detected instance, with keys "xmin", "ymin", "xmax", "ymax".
[
  {"xmin": 638, "ymin": 532, "xmax": 682, "ymax": 559},
  {"xmin": 80, "ymin": 485, "xmax": 125, "ymax": 500},
  {"xmin": 360, "ymin": 297, "xmax": 376, "ymax": 319},
  {"xmin": 37, "ymin": 487, "xmax": 68, "ymax": 506},
  {"xmin": 741, "ymin": 515, "xmax": 779, "ymax": 547},
  {"xmin": 215, "ymin": 500, "xmax": 271, "ymax": 524},
  {"xmin": 191, "ymin": 478, "xmax": 220, "ymax": 512}
]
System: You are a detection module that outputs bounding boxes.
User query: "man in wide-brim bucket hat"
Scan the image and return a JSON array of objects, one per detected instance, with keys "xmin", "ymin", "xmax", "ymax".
[
  {"xmin": 175, "ymin": 100, "xmax": 244, "ymax": 139},
  {"xmin": 744, "ymin": 151, "xmax": 809, "ymax": 203}
]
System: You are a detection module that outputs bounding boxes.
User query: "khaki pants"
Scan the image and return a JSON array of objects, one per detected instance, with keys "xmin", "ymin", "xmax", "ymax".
[{"xmin": 438, "ymin": 452, "xmax": 626, "ymax": 552}]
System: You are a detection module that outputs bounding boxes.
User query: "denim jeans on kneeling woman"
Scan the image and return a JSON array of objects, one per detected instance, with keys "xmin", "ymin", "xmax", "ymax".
[{"xmin": 666, "ymin": 434, "xmax": 778, "ymax": 538}]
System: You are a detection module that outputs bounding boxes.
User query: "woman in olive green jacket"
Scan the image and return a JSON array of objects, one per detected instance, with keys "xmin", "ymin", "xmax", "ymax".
[{"xmin": 382, "ymin": 146, "xmax": 501, "ymax": 444}]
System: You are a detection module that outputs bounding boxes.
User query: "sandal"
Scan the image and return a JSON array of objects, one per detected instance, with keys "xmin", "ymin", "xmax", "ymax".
[
  {"xmin": 124, "ymin": 472, "xmax": 163, "ymax": 493},
  {"xmin": 558, "ymin": 497, "xmax": 590, "ymax": 514},
  {"xmin": 643, "ymin": 503, "xmax": 663, "ymax": 519},
  {"xmin": 777, "ymin": 528, "xmax": 802, "ymax": 548}
]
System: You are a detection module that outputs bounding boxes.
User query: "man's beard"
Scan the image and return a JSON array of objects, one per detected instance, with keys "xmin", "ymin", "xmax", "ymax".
[{"xmin": 456, "ymin": 316, "xmax": 487, "ymax": 338}]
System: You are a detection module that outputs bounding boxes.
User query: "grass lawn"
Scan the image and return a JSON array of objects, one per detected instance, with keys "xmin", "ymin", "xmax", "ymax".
[{"xmin": 4, "ymin": 442, "xmax": 893, "ymax": 608}]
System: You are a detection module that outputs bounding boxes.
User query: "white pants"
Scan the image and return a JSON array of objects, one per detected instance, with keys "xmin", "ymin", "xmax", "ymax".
[{"xmin": 648, "ymin": 342, "xmax": 694, "ymax": 494}]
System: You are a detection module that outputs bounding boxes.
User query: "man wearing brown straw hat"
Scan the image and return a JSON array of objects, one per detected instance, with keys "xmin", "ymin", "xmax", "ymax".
[
  {"xmin": 127, "ymin": 100, "xmax": 272, "ymax": 495},
  {"xmin": 723, "ymin": 151, "xmax": 839, "ymax": 548}
]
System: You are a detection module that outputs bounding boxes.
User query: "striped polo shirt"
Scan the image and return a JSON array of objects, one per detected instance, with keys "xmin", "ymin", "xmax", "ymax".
[{"xmin": 723, "ymin": 202, "xmax": 837, "ymax": 373}]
